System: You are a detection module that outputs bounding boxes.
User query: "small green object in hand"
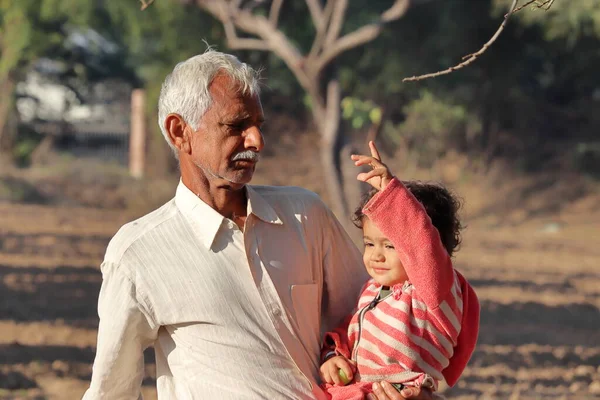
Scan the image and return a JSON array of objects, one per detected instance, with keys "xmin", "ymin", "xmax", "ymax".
[{"xmin": 338, "ymin": 369, "xmax": 351, "ymax": 385}]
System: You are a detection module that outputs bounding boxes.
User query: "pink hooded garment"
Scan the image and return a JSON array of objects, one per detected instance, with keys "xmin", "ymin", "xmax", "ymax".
[{"xmin": 321, "ymin": 178, "xmax": 480, "ymax": 399}]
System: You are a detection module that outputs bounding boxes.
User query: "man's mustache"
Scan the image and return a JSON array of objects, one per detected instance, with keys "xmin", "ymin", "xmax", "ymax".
[{"xmin": 231, "ymin": 150, "xmax": 260, "ymax": 162}]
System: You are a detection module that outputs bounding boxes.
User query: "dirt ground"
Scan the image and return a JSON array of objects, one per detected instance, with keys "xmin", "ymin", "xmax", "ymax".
[{"xmin": 1, "ymin": 140, "xmax": 599, "ymax": 399}]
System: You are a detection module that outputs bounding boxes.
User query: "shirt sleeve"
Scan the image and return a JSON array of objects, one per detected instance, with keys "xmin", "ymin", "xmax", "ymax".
[
  {"xmin": 83, "ymin": 261, "xmax": 159, "ymax": 400},
  {"xmin": 321, "ymin": 314, "xmax": 353, "ymax": 362},
  {"xmin": 315, "ymin": 199, "xmax": 369, "ymax": 335}
]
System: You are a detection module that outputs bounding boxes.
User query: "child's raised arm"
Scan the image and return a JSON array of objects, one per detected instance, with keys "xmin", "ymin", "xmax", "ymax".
[{"xmin": 351, "ymin": 142, "xmax": 456, "ymax": 309}]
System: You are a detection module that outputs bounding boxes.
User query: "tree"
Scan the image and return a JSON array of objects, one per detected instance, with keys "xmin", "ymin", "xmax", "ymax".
[
  {"xmin": 139, "ymin": 0, "xmax": 561, "ymax": 226},
  {"xmin": 177, "ymin": 0, "xmax": 416, "ymax": 224},
  {"xmin": 0, "ymin": 0, "xmax": 220, "ymax": 169},
  {"xmin": 0, "ymin": 0, "xmax": 106, "ymax": 162}
]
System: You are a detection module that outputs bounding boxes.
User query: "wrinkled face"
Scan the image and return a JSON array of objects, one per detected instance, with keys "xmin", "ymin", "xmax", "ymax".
[
  {"xmin": 190, "ymin": 74, "xmax": 265, "ymax": 188},
  {"xmin": 362, "ymin": 217, "xmax": 407, "ymax": 286}
]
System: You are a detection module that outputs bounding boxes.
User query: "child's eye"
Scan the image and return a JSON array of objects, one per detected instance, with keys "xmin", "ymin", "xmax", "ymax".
[
  {"xmin": 363, "ymin": 242, "xmax": 374, "ymax": 248},
  {"xmin": 385, "ymin": 244, "xmax": 395, "ymax": 250}
]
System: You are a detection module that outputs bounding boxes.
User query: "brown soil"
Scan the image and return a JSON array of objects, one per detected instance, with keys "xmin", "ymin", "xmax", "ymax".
[{"xmin": 1, "ymin": 131, "xmax": 599, "ymax": 399}]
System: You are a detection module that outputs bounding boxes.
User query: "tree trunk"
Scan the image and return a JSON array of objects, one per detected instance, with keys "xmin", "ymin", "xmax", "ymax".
[
  {"xmin": 320, "ymin": 131, "xmax": 347, "ymax": 215},
  {"xmin": 0, "ymin": 77, "xmax": 16, "ymax": 166},
  {"xmin": 313, "ymin": 79, "xmax": 362, "ymax": 241},
  {"xmin": 316, "ymin": 80, "xmax": 348, "ymax": 218}
]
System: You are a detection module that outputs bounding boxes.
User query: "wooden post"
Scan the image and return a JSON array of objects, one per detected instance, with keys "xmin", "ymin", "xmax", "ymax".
[{"xmin": 129, "ymin": 89, "xmax": 146, "ymax": 178}]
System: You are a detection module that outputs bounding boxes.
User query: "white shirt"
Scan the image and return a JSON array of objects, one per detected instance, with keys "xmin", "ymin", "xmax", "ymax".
[{"xmin": 83, "ymin": 181, "xmax": 367, "ymax": 399}]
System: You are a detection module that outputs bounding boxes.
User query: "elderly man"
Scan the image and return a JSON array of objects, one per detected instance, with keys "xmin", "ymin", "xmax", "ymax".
[{"xmin": 83, "ymin": 50, "xmax": 433, "ymax": 400}]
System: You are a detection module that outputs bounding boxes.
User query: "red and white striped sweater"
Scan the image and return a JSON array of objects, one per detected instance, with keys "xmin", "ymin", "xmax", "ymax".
[{"xmin": 322, "ymin": 178, "xmax": 480, "ymax": 396}]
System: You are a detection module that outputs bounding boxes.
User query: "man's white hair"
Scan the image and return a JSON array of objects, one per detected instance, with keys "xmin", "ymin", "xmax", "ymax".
[{"xmin": 158, "ymin": 49, "xmax": 261, "ymax": 155}]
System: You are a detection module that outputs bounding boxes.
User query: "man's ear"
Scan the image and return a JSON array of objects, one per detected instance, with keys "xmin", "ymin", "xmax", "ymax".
[{"xmin": 165, "ymin": 113, "xmax": 192, "ymax": 154}]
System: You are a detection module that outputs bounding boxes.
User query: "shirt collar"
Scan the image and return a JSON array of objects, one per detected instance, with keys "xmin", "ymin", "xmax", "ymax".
[
  {"xmin": 246, "ymin": 185, "xmax": 283, "ymax": 226},
  {"xmin": 174, "ymin": 180, "xmax": 282, "ymax": 250},
  {"xmin": 175, "ymin": 180, "xmax": 225, "ymax": 250}
]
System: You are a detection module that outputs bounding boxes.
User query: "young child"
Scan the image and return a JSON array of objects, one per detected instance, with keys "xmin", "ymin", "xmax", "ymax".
[{"xmin": 319, "ymin": 141, "xmax": 480, "ymax": 400}]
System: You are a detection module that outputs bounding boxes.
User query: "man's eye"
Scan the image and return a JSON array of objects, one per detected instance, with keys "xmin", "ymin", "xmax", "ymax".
[{"xmin": 227, "ymin": 123, "xmax": 243, "ymax": 130}]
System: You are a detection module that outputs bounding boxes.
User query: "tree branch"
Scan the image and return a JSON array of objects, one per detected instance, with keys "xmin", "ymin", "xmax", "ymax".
[
  {"xmin": 308, "ymin": 0, "xmax": 335, "ymax": 59},
  {"xmin": 195, "ymin": 0, "xmax": 411, "ymax": 97},
  {"xmin": 305, "ymin": 0, "xmax": 324, "ymax": 30},
  {"xmin": 511, "ymin": 0, "xmax": 555, "ymax": 13},
  {"xmin": 313, "ymin": 0, "xmax": 410, "ymax": 75},
  {"xmin": 196, "ymin": 0, "xmax": 313, "ymax": 91},
  {"xmin": 269, "ymin": 0, "xmax": 284, "ymax": 27},
  {"xmin": 140, "ymin": 0, "xmax": 155, "ymax": 10},
  {"xmin": 403, "ymin": 0, "xmax": 556, "ymax": 82},
  {"xmin": 219, "ymin": 2, "xmax": 270, "ymax": 50},
  {"xmin": 324, "ymin": 0, "xmax": 348, "ymax": 47}
]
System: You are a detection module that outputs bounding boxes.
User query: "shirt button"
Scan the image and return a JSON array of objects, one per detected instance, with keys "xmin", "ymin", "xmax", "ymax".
[{"xmin": 273, "ymin": 308, "xmax": 282, "ymax": 317}]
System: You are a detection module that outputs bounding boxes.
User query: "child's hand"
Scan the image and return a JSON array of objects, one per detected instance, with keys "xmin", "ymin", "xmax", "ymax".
[
  {"xmin": 351, "ymin": 141, "xmax": 394, "ymax": 191},
  {"xmin": 320, "ymin": 355, "xmax": 356, "ymax": 386}
]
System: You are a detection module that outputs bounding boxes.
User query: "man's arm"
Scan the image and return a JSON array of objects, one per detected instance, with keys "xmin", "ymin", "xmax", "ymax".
[
  {"xmin": 83, "ymin": 261, "xmax": 159, "ymax": 400},
  {"xmin": 317, "ymin": 201, "xmax": 369, "ymax": 334}
]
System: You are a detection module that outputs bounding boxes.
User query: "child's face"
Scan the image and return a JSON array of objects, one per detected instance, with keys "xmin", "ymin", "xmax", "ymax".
[{"xmin": 362, "ymin": 217, "xmax": 407, "ymax": 286}]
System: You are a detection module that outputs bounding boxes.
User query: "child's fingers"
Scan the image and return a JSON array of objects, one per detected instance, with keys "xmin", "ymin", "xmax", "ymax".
[
  {"xmin": 323, "ymin": 369, "xmax": 335, "ymax": 385},
  {"xmin": 330, "ymin": 366, "xmax": 342, "ymax": 385},
  {"xmin": 348, "ymin": 359, "xmax": 357, "ymax": 372},
  {"xmin": 353, "ymin": 155, "xmax": 385, "ymax": 169},
  {"xmin": 369, "ymin": 140, "xmax": 382, "ymax": 161},
  {"xmin": 351, "ymin": 154, "xmax": 374, "ymax": 164},
  {"xmin": 357, "ymin": 167, "xmax": 387, "ymax": 182},
  {"xmin": 338, "ymin": 363, "xmax": 354, "ymax": 381},
  {"xmin": 320, "ymin": 362, "xmax": 336, "ymax": 384}
]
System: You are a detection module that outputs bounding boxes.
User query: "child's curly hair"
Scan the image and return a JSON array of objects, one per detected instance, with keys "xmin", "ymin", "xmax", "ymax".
[{"xmin": 352, "ymin": 181, "xmax": 464, "ymax": 256}]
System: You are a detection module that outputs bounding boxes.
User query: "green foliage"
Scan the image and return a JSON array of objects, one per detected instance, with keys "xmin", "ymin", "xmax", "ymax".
[
  {"xmin": 13, "ymin": 138, "xmax": 38, "ymax": 166},
  {"xmin": 383, "ymin": 91, "xmax": 481, "ymax": 166},
  {"xmin": 341, "ymin": 97, "xmax": 382, "ymax": 129},
  {"xmin": 2, "ymin": 0, "xmax": 598, "ymax": 179},
  {"xmin": 0, "ymin": 1, "xmax": 32, "ymax": 79}
]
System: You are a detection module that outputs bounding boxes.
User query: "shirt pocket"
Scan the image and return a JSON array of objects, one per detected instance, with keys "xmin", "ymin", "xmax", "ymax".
[{"xmin": 290, "ymin": 283, "xmax": 321, "ymax": 363}]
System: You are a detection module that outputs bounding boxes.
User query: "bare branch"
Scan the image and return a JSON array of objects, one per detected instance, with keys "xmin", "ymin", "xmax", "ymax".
[
  {"xmin": 381, "ymin": 0, "xmax": 413, "ymax": 22},
  {"xmin": 269, "ymin": 0, "xmax": 284, "ymax": 27},
  {"xmin": 313, "ymin": 0, "xmax": 410, "ymax": 74},
  {"xmin": 308, "ymin": 0, "xmax": 335, "ymax": 59},
  {"xmin": 510, "ymin": 0, "xmax": 538, "ymax": 14},
  {"xmin": 510, "ymin": 0, "xmax": 555, "ymax": 14},
  {"xmin": 403, "ymin": 0, "xmax": 558, "ymax": 82},
  {"xmin": 539, "ymin": 0, "xmax": 556, "ymax": 10},
  {"xmin": 403, "ymin": 0, "xmax": 519, "ymax": 82},
  {"xmin": 316, "ymin": 25, "xmax": 381, "ymax": 73},
  {"xmin": 197, "ymin": 0, "xmax": 313, "ymax": 91},
  {"xmin": 324, "ymin": 0, "xmax": 348, "ymax": 47},
  {"xmin": 140, "ymin": 0, "xmax": 155, "ymax": 10},
  {"xmin": 219, "ymin": 2, "xmax": 270, "ymax": 50},
  {"xmin": 305, "ymin": 0, "xmax": 324, "ymax": 30}
]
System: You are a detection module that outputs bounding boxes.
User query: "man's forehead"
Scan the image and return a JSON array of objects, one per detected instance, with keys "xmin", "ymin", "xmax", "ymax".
[
  {"xmin": 210, "ymin": 74, "xmax": 250, "ymax": 99},
  {"xmin": 208, "ymin": 77, "xmax": 263, "ymax": 119}
]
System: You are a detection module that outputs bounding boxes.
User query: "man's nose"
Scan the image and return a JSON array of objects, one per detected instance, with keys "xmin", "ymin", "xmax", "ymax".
[{"xmin": 244, "ymin": 126, "xmax": 264, "ymax": 152}]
